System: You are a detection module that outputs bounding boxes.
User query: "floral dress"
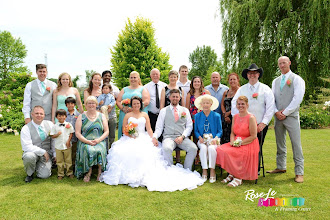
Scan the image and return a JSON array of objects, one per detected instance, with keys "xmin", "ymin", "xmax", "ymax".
[{"xmin": 189, "ymin": 91, "xmax": 206, "ymax": 123}]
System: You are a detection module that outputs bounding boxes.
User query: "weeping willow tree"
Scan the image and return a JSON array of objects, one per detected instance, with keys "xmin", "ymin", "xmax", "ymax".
[{"xmin": 219, "ymin": 0, "xmax": 329, "ymax": 100}]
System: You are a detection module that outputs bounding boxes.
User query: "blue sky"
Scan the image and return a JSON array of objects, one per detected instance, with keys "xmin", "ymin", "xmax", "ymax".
[{"xmin": 0, "ymin": 0, "xmax": 222, "ymax": 85}]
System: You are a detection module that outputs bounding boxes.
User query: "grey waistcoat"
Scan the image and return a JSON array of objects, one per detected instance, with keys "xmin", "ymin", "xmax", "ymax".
[
  {"xmin": 27, "ymin": 122, "xmax": 52, "ymax": 156},
  {"xmin": 274, "ymin": 72, "xmax": 299, "ymax": 116},
  {"xmin": 163, "ymin": 106, "xmax": 186, "ymax": 139},
  {"xmin": 31, "ymin": 80, "xmax": 53, "ymax": 115}
]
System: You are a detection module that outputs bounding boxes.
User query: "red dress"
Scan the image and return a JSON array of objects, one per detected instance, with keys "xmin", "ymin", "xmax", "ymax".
[{"xmin": 216, "ymin": 114, "xmax": 259, "ymax": 180}]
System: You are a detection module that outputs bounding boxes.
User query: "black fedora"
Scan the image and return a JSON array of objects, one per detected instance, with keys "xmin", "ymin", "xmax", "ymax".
[{"xmin": 242, "ymin": 63, "xmax": 263, "ymax": 80}]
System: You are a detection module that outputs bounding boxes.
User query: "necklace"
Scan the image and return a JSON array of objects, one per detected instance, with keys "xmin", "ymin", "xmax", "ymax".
[
  {"xmin": 86, "ymin": 112, "xmax": 97, "ymax": 120},
  {"xmin": 204, "ymin": 118, "xmax": 210, "ymax": 133}
]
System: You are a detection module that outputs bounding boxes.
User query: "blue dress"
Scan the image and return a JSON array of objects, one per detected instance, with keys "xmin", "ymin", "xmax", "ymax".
[{"xmin": 118, "ymin": 87, "xmax": 147, "ymax": 138}]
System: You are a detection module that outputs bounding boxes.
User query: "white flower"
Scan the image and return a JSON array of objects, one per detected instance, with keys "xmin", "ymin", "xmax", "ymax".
[
  {"xmin": 0, "ymin": 114, "xmax": 2, "ymax": 118},
  {"xmin": 7, "ymin": 128, "xmax": 12, "ymax": 132},
  {"xmin": 0, "ymin": 127, "xmax": 3, "ymax": 131},
  {"xmin": 13, "ymin": 130, "xmax": 17, "ymax": 133},
  {"xmin": 324, "ymin": 101, "xmax": 330, "ymax": 107},
  {"xmin": 6, "ymin": 109, "xmax": 10, "ymax": 112},
  {"xmin": 8, "ymin": 106, "xmax": 11, "ymax": 109},
  {"xmin": 3, "ymin": 126, "xmax": 7, "ymax": 129},
  {"xmin": 14, "ymin": 132, "xmax": 19, "ymax": 136}
]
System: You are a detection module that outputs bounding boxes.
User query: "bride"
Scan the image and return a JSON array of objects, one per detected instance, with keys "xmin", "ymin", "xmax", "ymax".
[{"xmin": 100, "ymin": 96, "xmax": 204, "ymax": 191}]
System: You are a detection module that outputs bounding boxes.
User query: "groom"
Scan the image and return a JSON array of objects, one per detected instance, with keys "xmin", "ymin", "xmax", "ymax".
[{"xmin": 152, "ymin": 89, "xmax": 197, "ymax": 170}]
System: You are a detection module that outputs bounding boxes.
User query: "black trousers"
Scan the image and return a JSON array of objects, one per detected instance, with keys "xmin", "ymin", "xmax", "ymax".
[
  {"xmin": 257, "ymin": 125, "xmax": 268, "ymax": 172},
  {"xmin": 148, "ymin": 111, "xmax": 162, "ymax": 142}
]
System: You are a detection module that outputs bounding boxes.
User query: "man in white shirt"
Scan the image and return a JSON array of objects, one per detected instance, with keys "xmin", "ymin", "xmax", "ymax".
[
  {"xmin": 231, "ymin": 63, "xmax": 275, "ymax": 175},
  {"xmin": 268, "ymin": 56, "xmax": 305, "ymax": 183},
  {"xmin": 152, "ymin": 89, "xmax": 197, "ymax": 170},
  {"xmin": 176, "ymin": 65, "xmax": 191, "ymax": 105},
  {"xmin": 22, "ymin": 64, "xmax": 57, "ymax": 123},
  {"xmin": 20, "ymin": 106, "xmax": 55, "ymax": 182},
  {"xmin": 205, "ymin": 72, "xmax": 229, "ymax": 115},
  {"xmin": 144, "ymin": 68, "xmax": 167, "ymax": 132}
]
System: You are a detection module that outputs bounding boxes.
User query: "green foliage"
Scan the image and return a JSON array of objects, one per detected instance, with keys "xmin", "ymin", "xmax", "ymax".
[
  {"xmin": 72, "ymin": 74, "xmax": 81, "ymax": 88},
  {"xmin": 219, "ymin": 0, "xmax": 330, "ymax": 100},
  {"xmin": 0, "ymin": 72, "xmax": 35, "ymax": 132},
  {"xmin": 300, "ymin": 102, "xmax": 330, "ymax": 129},
  {"xmin": 189, "ymin": 45, "xmax": 218, "ymax": 84},
  {"xmin": 111, "ymin": 17, "xmax": 172, "ymax": 89},
  {"xmin": 0, "ymin": 30, "xmax": 28, "ymax": 79},
  {"xmin": 85, "ymin": 69, "xmax": 96, "ymax": 85}
]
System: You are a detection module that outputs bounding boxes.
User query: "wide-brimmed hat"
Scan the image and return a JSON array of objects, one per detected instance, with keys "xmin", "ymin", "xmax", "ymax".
[
  {"xmin": 195, "ymin": 94, "xmax": 219, "ymax": 111},
  {"xmin": 242, "ymin": 63, "xmax": 263, "ymax": 80}
]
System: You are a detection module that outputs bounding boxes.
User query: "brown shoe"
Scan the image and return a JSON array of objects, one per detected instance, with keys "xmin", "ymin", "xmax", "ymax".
[
  {"xmin": 58, "ymin": 176, "xmax": 63, "ymax": 180},
  {"xmin": 68, "ymin": 174, "xmax": 74, "ymax": 179},
  {"xmin": 266, "ymin": 169, "xmax": 286, "ymax": 174},
  {"xmin": 295, "ymin": 175, "xmax": 304, "ymax": 183}
]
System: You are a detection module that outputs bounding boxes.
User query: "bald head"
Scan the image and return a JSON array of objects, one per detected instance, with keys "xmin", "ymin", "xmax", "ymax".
[
  {"xmin": 211, "ymin": 72, "xmax": 221, "ymax": 86},
  {"xmin": 150, "ymin": 68, "xmax": 160, "ymax": 83},
  {"xmin": 278, "ymin": 56, "xmax": 291, "ymax": 74}
]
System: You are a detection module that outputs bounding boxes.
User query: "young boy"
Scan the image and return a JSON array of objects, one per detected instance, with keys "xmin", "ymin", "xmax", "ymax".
[
  {"xmin": 97, "ymin": 83, "xmax": 116, "ymax": 121},
  {"xmin": 50, "ymin": 109, "xmax": 74, "ymax": 180},
  {"xmin": 65, "ymin": 97, "xmax": 80, "ymax": 168}
]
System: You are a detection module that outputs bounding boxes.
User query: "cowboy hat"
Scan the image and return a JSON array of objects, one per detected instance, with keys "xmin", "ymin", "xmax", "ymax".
[
  {"xmin": 242, "ymin": 63, "xmax": 263, "ymax": 80},
  {"xmin": 195, "ymin": 94, "xmax": 219, "ymax": 111}
]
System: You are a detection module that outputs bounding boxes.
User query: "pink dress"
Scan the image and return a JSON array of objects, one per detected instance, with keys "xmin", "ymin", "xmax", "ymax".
[{"xmin": 216, "ymin": 114, "xmax": 259, "ymax": 180}]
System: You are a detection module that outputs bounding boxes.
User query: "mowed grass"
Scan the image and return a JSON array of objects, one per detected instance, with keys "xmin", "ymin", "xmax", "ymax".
[{"xmin": 0, "ymin": 129, "xmax": 329, "ymax": 219}]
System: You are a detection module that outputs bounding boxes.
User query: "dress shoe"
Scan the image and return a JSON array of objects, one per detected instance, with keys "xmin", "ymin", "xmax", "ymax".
[
  {"xmin": 209, "ymin": 176, "xmax": 216, "ymax": 183},
  {"xmin": 68, "ymin": 174, "xmax": 74, "ymax": 179},
  {"xmin": 266, "ymin": 169, "xmax": 286, "ymax": 174},
  {"xmin": 295, "ymin": 175, "xmax": 304, "ymax": 183},
  {"xmin": 58, "ymin": 176, "xmax": 63, "ymax": 180},
  {"xmin": 25, "ymin": 175, "xmax": 33, "ymax": 183}
]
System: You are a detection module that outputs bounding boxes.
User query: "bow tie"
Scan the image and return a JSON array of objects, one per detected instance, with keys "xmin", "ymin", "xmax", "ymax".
[{"xmin": 59, "ymin": 124, "xmax": 65, "ymax": 127}]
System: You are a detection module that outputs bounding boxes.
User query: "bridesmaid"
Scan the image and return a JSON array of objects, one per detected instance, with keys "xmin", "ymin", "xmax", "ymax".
[
  {"xmin": 52, "ymin": 72, "xmax": 84, "ymax": 123},
  {"xmin": 84, "ymin": 73, "xmax": 102, "ymax": 103},
  {"xmin": 220, "ymin": 73, "xmax": 240, "ymax": 144},
  {"xmin": 116, "ymin": 71, "xmax": 150, "ymax": 138}
]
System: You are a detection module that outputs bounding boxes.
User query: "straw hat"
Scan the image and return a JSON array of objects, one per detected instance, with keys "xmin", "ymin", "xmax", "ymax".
[{"xmin": 194, "ymin": 94, "xmax": 219, "ymax": 111}]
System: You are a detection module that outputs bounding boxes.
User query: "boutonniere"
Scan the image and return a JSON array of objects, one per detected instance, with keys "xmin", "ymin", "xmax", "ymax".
[
  {"xmin": 46, "ymin": 87, "xmax": 51, "ymax": 92},
  {"xmin": 286, "ymin": 79, "xmax": 292, "ymax": 87},
  {"xmin": 181, "ymin": 112, "xmax": 186, "ymax": 119},
  {"xmin": 74, "ymin": 116, "xmax": 78, "ymax": 119},
  {"xmin": 252, "ymin": 93, "xmax": 258, "ymax": 99},
  {"xmin": 65, "ymin": 124, "xmax": 71, "ymax": 129}
]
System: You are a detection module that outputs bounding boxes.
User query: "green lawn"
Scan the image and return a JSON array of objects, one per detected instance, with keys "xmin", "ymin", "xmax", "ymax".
[{"xmin": 0, "ymin": 129, "xmax": 329, "ymax": 219}]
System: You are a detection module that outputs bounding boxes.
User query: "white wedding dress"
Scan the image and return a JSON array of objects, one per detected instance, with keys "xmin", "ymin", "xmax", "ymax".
[{"xmin": 100, "ymin": 117, "xmax": 204, "ymax": 191}]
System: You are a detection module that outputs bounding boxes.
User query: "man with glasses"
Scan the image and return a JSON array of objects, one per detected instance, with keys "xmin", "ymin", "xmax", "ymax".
[{"xmin": 231, "ymin": 63, "xmax": 275, "ymax": 175}]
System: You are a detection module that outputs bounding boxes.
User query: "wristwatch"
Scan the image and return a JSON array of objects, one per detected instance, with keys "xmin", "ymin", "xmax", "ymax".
[{"xmin": 181, "ymin": 135, "xmax": 185, "ymax": 139}]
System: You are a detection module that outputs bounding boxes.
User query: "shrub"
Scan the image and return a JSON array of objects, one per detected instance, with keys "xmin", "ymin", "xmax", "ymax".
[{"xmin": 300, "ymin": 102, "xmax": 330, "ymax": 129}]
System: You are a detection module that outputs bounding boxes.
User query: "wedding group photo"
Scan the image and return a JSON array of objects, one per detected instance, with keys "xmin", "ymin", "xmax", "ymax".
[{"xmin": 0, "ymin": 0, "xmax": 329, "ymax": 219}]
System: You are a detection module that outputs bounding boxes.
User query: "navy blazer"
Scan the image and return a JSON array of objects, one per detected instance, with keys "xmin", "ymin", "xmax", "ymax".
[{"xmin": 194, "ymin": 111, "xmax": 222, "ymax": 139}]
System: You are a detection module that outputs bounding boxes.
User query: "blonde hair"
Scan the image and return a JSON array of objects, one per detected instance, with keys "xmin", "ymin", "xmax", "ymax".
[
  {"xmin": 237, "ymin": 95, "xmax": 248, "ymax": 104},
  {"xmin": 130, "ymin": 71, "xmax": 142, "ymax": 85},
  {"xmin": 57, "ymin": 72, "xmax": 73, "ymax": 91},
  {"xmin": 85, "ymin": 96, "xmax": 98, "ymax": 105}
]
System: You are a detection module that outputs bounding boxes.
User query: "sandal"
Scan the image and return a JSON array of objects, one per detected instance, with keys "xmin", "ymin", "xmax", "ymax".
[
  {"xmin": 227, "ymin": 178, "xmax": 242, "ymax": 187},
  {"xmin": 83, "ymin": 173, "xmax": 91, "ymax": 182},
  {"xmin": 96, "ymin": 173, "xmax": 101, "ymax": 182},
  {"xmin": 202, "ymin": 175, "xmax": 208, "ymax": 181},
  {"xmin": 209, "ymin": 176, "xmax": 216, "ymax": 183},
  {"xmin": 221, "ymin": 174, "xmax": 233, "ymax": 183}
]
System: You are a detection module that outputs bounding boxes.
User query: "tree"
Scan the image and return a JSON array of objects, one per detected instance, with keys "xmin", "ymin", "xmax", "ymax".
[
  {"xmin": 111, "ymin": 17, "xmax": 172, "ymax": 88},
  {"xmin": 219, "ymin": 0, "xmax": 329, "ymax": 100},
  {"xmin": 85, "ymin": 70, "xmax": 96, "ymax": 86},
  {"xmin": 0, "ymin": 30, "xmax": 28, "ymax": 79}
]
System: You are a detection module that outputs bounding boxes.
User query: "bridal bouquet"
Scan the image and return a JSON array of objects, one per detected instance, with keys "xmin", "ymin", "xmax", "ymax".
[
  {"xmin": 232, "ymin": 137, "xmax": 242, "ymax": 147},
  {"xmin": 121, "ymin": 98, "xmax": 130, "ymax": 107},
  {"xmin": 124, "ymin": 122, "xmax": 139, "ymax": 138},
  {"xmin": 203, "ymin": 134, "xmax": 213, "ymax": 146}
]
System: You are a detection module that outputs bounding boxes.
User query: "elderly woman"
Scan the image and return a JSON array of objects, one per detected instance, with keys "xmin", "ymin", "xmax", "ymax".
[
  {"xmin": 216, "ymin": 96, "xmax": 259, "ymax": 187},
  {"xmin": 83, "ymin": 73, "xmax": 102, "ymax": 103},
  {"xmin": 51, "ymin": 72, "xmax": 84, "ymax": 123},
  {"xmin": 194, "ymin": 94, "xmax": 222, "ymax": 183},
  {"xmin": 75, "ymin": 96, "xmax": 109, "ymax": 182},
  {"xmin": 116, "ymin": 71, "xmax": 150, "ymax": 138},
  {"xmin": 220, "ymin": 72, "xmax": 240, "ymax": 144}
]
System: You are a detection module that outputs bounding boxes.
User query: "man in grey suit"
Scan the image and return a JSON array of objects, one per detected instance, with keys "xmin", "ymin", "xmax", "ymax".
[
  {"xmin": 268, "ymin": 56, "xmax": 305, "ymax": 183},
  {"xmin": 22, "ymin": 64, "xmax": 57, "ymax": 123},
  {"xmin": 152, "ymin": 89, "xmax": 197, "ymax": 170},
  {"xmin": 20, "ymin": 106, "xmax": 55, "ymax": 182}
]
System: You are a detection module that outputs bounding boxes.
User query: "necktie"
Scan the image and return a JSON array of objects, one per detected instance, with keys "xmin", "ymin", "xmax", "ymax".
[
  {"xmin": 59, "ymin": 124, "xmax": 65, "ymax": 127},
  {"xmin": 40, "ymin": 81, "xmax": 46, "ymax": 94},
  {"xmin": 250, "ymin": 85, "xmax": 255, "ymax": 92},
  {"xmin": 38, "ymin": 126, "xmax": 46, "ymax": 141},
  {"xmin": 174, "ymin": 106, "xmax": 179, "ymax": 122},
  {"xmin": 155, "ymin": 83, "xmax": 160, "ymax": 109},
  {"xmin": 280, "ymin": 75, "xmax": 286, "ymax": 91}
]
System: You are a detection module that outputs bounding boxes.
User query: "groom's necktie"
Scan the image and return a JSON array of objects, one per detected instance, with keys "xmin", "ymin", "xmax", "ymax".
[
  {"xmin": 38, "ymin": 126, "xmax": 47, "ymax": 141},
  {"xmin": 174, "ymin": 106, "xmax": 179, "ymax": 122},
  {"xmin": 280, "ymin": 75, "xmax": 286, "ymax": 91},
  {"xmin": 155, "ymin": 83, "xmax": 160, "ymax": 109},
  {"xmin": 40, "ymin": 81, "xmax": 46, "ymax": 94}
]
